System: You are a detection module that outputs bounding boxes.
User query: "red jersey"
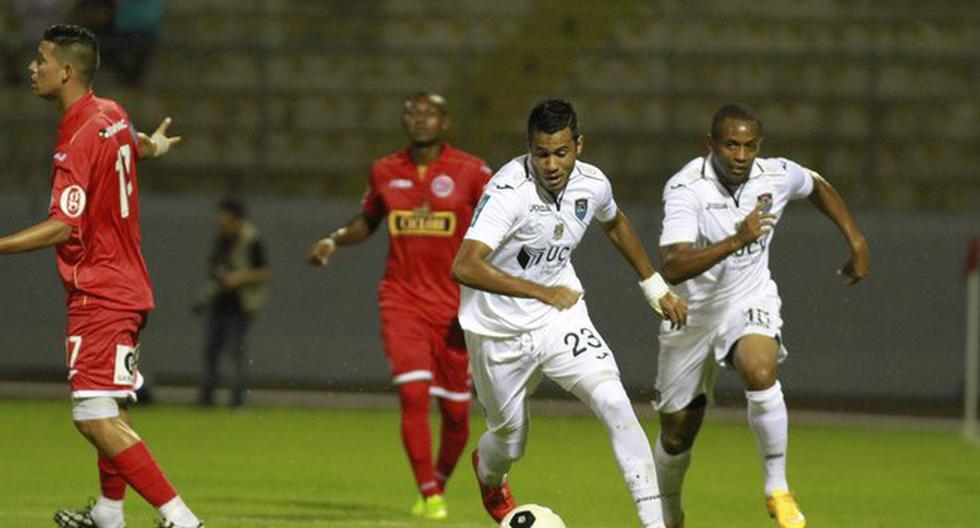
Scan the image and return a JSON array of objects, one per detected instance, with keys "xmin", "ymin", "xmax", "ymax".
[
  {"xmin": 48, "ymin": 91, "xmax": 153, "ymax": 312},
  {"xmin": 362, "ymin": 144, "xmax": 491, "ymax": 325}
]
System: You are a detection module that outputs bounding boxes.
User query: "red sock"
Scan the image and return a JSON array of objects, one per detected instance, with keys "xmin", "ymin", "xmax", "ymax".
[
  {"xmin": 98, "ymin": 455, "xmax": 127, "ymax": 500},
  {"xmin": 398, "ymin": 382, "xmax": 438, "ymax": 497},
  {"xmin": 435, "ymin": 398, "xmax": 470, "ymax": 491},
  {"xmin": 109, "ymin": 441, "xmax": 177, "ymax": 507}
]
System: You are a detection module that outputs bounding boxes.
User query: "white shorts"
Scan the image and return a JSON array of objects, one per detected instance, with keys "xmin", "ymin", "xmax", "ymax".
[
  {"xmin": 654, "ymin": 285, "xmax": 787, "ymax": 414},
  {"xmin": 465, "ymin": 301, "xmax": 620, "ymax": 435}
]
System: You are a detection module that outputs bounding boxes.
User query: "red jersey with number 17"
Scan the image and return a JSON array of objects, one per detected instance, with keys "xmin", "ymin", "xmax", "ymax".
[
  {"xmin": 47, "ymin": 91, "xmax": 153, "ymax": 312},
  {"xmin": 362, "ymin": 144, "xmax": 491, "ymax": 326}
]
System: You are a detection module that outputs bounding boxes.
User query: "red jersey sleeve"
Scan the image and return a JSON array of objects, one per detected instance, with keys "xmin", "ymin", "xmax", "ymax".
[
  {"xmin": 472, "ymin": 160, "xmax": 493, "ymax": 204},
  {"xmin": 360, "ymin": 162, "xmax": 388, "ymax": 218},
  {"xmin": 48, "ymin": 143, "xmax": 93, "ymax": 227}
]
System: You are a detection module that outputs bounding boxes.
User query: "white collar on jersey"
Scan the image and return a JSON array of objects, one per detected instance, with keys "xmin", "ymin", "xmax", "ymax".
[{"xmin": 702, "ymin": 153, "xmax": 765, "ymax": 207}]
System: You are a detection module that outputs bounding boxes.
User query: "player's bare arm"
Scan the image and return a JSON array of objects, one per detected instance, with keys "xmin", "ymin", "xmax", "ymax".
[
  {"xmin": 452, "ymin": 239, "xmax": 580, "ymax": 310},
  {"xmin": 660, "ymin": 201, "xmax": 775, "ymax": 284},
  {"xmin": 806, "ymin": 171, "xmax": 870, "ymax": 284},
  {"xmin": 137, "ymin": 116, "xmax": 181, "ymax": 159},
  {"xmin": 0, "ymin": 218, "xmax": 72, "ymax": 254},
  {"xmin": 307, "ymin": 212, "xmax": 382, "ymax": 267},
  {"xmin": 600, "ymin": 210, "xmax": 688, "ymax": 328}
]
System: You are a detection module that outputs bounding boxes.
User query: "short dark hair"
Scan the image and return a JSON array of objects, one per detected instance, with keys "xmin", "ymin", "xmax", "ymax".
[
  {"xmin": 711, "ymin": 103, "xmax": 763, "ymax": 139},
  {"xmin": 405, "ymin": 92, "xmax": 447, "ymax": 114},
  {"xmin": 218, "ymin": 197, "xmax": 246, "ymax": 219},
  {"xmin": 527, "ymin": 99, "xmax": 579, "ymax": 141},
  {"xmin": 42, "ymin": 24, "xmax": 100, "ymax": 84}
]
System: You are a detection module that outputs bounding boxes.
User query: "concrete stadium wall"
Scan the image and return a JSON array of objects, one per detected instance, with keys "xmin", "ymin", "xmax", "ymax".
[{"xmin": 0, "ymin": 191, "xmax": 975, "ymax": 409}]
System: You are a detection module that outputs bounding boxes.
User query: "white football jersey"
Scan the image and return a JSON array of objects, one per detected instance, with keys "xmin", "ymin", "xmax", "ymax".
[
  {"xmin": 659, "ymin": 155, "xmax": 814, "ymax": 314},
  {"xmin": 459, "ymin": 155, "xmax": 618, "ymax": 337}
]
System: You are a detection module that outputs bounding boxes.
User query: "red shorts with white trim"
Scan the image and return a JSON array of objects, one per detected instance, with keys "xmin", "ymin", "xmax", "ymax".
[
  {"xmin": 380, "ymin": 308, "xmax": 471, "ymax": 401},
  {"xmin": 66, "ymin": 305, "xmax": 147, "ymax": 400}
]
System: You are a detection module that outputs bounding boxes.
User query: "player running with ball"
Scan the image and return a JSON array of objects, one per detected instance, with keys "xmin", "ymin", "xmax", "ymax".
[{"xmin": 452, "ymin": 99, "xmax": 687, "ymax": 527}]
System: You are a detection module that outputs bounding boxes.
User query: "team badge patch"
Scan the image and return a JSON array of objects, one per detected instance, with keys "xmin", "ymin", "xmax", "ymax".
[
  {"xmin": 757, "ymin": 193, "xmax": 773, "ymax": 213},
  {"xmin": 431, "ymin": 174, "xmax": 454, "ymax": 198},
  {"xmin": 574, "ymin": 198, "xmax": 588, "ymax": 220},
  {"xmin": 553, "ymin": 222, "xmax": 565, "ymax": 240},
  {"xmin": 59, "ymin": 185, "xmax": 87, "ymax": 218},
  {"xmin": 113, "ymin": 344, "xmax": 139, "ymax": 385}
]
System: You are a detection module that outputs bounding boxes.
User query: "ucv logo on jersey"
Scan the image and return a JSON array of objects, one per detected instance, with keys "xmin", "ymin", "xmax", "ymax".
[{"xmin": 516, "ymin": 245, "xmax": 572, "ymax": 270}]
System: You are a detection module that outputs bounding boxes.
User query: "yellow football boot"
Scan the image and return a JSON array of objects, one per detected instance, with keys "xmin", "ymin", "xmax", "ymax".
[
  {"xmin": 766, "ymin": 490, "xmax": 806, "ymax": 527},
  {"xmin": 411, "ymin": 494, "xmax": 448, "ymax": 520}
]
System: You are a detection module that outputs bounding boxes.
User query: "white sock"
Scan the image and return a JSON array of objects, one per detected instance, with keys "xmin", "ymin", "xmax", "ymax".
[
  {"xmin": 159, "ymin": 496, "xmax": 200, "ymax": 527},
  {"xmin": 654, "ymin": 435, "xmax": 691, "ymax": 526},
  {"xmin": 91, "ymin": 496, "xmax": 125, "ymax": 528},
  {"xmin": 588, "ymin": 381, "xmax": 664, "ymax": 528},
  {"xmin": 477, "ymin": 431, "xmax": 512, "ymax": 486},
  {"xmin": 746, "ymin": 380, "xmax": 790, "ymax": 496}
]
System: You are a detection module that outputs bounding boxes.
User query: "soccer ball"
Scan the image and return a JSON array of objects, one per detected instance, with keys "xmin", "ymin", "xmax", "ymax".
[{"xmin": 499, "ymin": 504, "xmax": 566, "ymax": 528}]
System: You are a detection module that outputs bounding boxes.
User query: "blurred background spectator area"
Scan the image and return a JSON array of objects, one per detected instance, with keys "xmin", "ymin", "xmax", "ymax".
[{"xmin": 2, "ymin": 0, "xmax": 978, "ymax": 209}]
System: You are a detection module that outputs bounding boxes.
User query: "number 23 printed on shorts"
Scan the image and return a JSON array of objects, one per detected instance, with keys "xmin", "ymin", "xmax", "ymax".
[{"xmin": 564, "ymin": 327, "xmax": 609, "ymax": 360}]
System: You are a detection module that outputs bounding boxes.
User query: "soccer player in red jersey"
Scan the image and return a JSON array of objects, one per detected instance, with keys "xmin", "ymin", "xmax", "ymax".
[
  {"xmin": 308, "ymin": 92, "xmax": 492, "ymax": 520},
  {"xmin": 0, "ymin": 25, "xmax": 202, "ymax": 528}
]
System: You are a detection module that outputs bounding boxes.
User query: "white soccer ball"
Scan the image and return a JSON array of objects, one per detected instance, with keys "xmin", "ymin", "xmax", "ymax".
[{"xmin": 499, "ymin": 504, "xmax": 566, "ymax": 528}]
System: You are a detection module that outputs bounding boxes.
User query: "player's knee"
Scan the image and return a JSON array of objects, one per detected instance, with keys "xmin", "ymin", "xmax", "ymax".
[
  {"xmin": 742, "ymin": 366, "xmax": 776, "ymax": 390},
  {"xmin": 589, "ymin": 383, "xmax": 634, "ymax": 425},
  {"xmin": 659, "ymin": 431, "xmax": 694, "ymax": 455}
]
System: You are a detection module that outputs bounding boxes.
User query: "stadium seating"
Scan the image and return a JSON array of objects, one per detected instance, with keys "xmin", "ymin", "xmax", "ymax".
[{"xmin": 0, "ymin": 0, "xmax": 976, "ymax": 207}]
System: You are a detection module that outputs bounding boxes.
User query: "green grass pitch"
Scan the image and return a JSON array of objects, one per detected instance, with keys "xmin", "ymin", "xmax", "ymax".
[{"xmin": 2, "ymin": 400, "xmax": 979, "ymax": 527}]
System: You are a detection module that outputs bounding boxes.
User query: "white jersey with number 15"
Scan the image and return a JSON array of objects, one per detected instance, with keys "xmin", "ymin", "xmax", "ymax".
[{"xmin": 659, "ymin": 155, "xmax": 815, "ymax": 314}]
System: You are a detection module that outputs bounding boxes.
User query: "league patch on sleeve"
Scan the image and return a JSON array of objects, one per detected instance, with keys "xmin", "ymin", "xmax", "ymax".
[{"xmin": 59, "ymin": 185, "xmax": 87, "ymax": 218}]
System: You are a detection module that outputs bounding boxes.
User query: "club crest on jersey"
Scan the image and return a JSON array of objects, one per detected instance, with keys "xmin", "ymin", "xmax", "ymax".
[
  {"xmin": 757, "ymin": 193, "xmax": 773, "ymax": 212},
  {"xmin": 574, "ymin": 198, "xmax": 588, "ymax": 220},
  {"xmin": 59, "ymin": 185, "xmax": 86, "ymax": 218},
  {"xmin": 431, "ymin": 174, "xmax": 454, "ymax": 198},
  {"xmin": 553, "ymin": 222, "xmax": 565, "ymax": 240}
]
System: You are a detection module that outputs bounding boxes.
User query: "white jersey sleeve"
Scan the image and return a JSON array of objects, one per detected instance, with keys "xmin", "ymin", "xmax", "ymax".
[
  {"xmin": 463, "ymin": 182, "xmax": 523, "ymax": 251},
  {"xmin": 660, "ymin": 183, "xmax": 700, "ymax": 246},
  {"xmin": 781, "ymin": 158, "xmax": 815, "ymax": 200},
  {"xmin": 594, "ymin": 171, "xmax": 618, "ymax": 222}
]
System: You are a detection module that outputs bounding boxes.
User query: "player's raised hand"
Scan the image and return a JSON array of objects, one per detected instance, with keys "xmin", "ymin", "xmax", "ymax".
[
  {"xmin": 138, "ymin": 117, "xmax": 181, "ymax": 158},
  {"xmin": 657, "ymin": 291, "xmax": 688, "ymax": 329},
  {"xmin": 307, "ymin": 238, "xmax": 337, "ymax": 268},
  {"xmin": 735, "ymin": 202, "xmax": 776, "ymax": 245},
  {"xmin": 838, "ymin": 241, "xmax": 870, "ymax": 285},
  {"xmin": 541, "ymin": 285, "xmax": 582, "ymax": 310}
]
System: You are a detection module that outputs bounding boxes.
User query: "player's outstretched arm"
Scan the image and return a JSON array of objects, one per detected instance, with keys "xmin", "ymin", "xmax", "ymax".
[
  {"xmin": 307, "ymin": 212, "xmax": 380, "ymax": 268},
  {"xmin": 0, "ymin": 218, "xmax": 72, "ymax": 254},
  {"xmin": 660, "ymin": 201, "xmax": 774, "ymax": 284},
  {"xmin": 600, "ymin": 210, "xmax": 687, "ymax": 328},
  {"xmin": 137, "ymin": 117, "xmax": 181, "ymax": 159},
  {"xmin": 451, "ymin": 239, "xmax": 580, "ymax": 310},
  {"xmin": 806, "ymin": 171, "xmax": 870, "ymax": 284}
]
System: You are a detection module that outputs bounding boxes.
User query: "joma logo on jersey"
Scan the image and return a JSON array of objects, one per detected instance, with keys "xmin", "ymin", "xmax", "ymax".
[
  {"xmin": 388, "ymin": 210, "xmax": 457, "ymax": 237},
  {"xmin": 516, "ymin": 245, "xmax": 571, "ymax": 270},
  {"xmin": 98, "ymin": 119, "xmax": 129, "ymax": 139}
]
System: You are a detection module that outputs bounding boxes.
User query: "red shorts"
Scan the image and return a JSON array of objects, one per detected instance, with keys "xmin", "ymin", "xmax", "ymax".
[
  {"xmin": 65, "ymin": 305, "xmax": 146, "ymax": 400},
  {"xmin": 380, "ymin": 308, "xmax": 470, "ymax": 401}
]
